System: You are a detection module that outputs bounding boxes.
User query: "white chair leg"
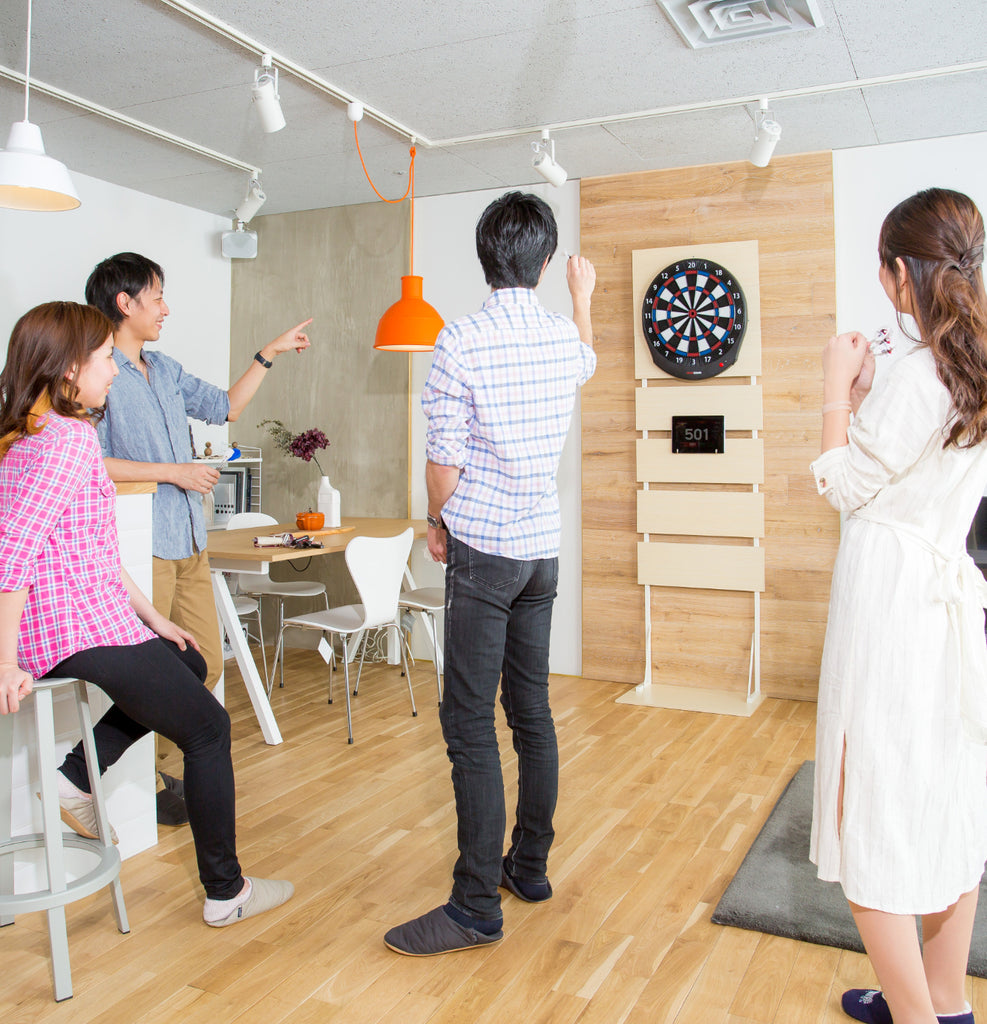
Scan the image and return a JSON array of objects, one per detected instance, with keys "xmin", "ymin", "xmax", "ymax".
[
  {"xmin": 271, "ymin": 626, "xmax": 287, "ymax": 698},
  {"xmin": 276, "ymin": 599, "xmax": 287, "ymax": 688},
  {"xmin": 424, "ymin": 611, "xmax": 443, "ymax": 705},
  {"xmin": 254, "ymin": 611, "xmax": 269, "ymax": 693},
  {"xmin": 396, "ymin": 622, "xmax": 417, "ymax": 718},
  {"xmin": 320, "ymin": 594, "xmax": 335, "ymax": 672},
  {"xmin": 327, "ymin": 633, "xmax": 335, "ymax": 706},
  {"xmin": 74, "ymin": 682, "xmax": 128, "ymax": 935},
  {"xmin": 340, "ymin": 636, "xmax": 354, "ymax": 744},
  {"xmin": 353, "ymin": 632, "xmax": 370, "ymax": 696}
]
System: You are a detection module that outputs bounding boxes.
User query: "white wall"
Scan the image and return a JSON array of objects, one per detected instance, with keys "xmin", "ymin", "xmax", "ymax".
[
  {"xmin": 0, "ymin": 170, "xmax": 233, "ymax": 452},
  {"xmin": 409, "ymin": 182, "xmax": 584, "ymax": 676},
  {"xmin": 833, "ymin": 130, "xmax": 987, "ymax": 346}
]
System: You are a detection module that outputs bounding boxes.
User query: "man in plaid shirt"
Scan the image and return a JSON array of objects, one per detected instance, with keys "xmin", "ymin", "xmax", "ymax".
[{"xmin": 386, "ymin": 191, "xmax": 596, "ymax": 956}]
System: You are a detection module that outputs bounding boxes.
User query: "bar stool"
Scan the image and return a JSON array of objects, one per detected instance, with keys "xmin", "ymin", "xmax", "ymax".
[{"xmin": 0, "ymin": 676, "xmax": 129, "ymax": 1001}]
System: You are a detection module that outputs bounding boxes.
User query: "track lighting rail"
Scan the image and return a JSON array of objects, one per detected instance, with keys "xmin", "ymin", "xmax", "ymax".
[{"xmin": 0, "ymin": 64, "xmax": 260, "ymax": 176}]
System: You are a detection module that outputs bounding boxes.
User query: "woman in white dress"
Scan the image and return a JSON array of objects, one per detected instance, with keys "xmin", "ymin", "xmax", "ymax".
[{"xmin": 811, "ymin": 188, "xmax": 987, "ymax": 1024}]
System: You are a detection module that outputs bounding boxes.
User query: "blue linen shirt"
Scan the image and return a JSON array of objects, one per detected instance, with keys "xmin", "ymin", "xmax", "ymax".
[
  {"xmin": 97, "ymin": 347, "xmax": 230, "ymax": 559},
  {"xmin": 422, "ymin": 288, "xmax": 596, "ymax": 560}
]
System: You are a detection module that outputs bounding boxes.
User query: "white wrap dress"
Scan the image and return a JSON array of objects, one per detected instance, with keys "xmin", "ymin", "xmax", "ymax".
[{"xmin": 810, "ymin": 344, "xmax": 987, "ymax": 914}]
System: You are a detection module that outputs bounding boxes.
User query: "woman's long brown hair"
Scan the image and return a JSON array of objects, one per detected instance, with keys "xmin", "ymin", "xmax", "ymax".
[
  {"xmin": 0, "ymin": 301, "xmax": 114, "ymax": 461},
  {"xmin": 879, "ymin": 187, "xmax": 987, "ymax": 448}
]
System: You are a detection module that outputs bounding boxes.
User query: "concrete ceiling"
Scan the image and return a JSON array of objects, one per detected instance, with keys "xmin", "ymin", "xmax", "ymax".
[{"xmin": 0, "ymin": 0, "xmax": 984, "ymax": 221}]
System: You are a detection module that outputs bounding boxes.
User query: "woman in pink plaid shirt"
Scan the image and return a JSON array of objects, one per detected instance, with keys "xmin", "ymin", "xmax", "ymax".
[{"xmin": 0, "ymin": 301, "xmax": 292, "ymax": 927}]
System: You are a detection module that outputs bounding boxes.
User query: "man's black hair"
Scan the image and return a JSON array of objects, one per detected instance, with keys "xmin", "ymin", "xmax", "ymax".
[
  {"xmin": 84, "ymin": 252, "xmax": 164, "ymax": 327},
  {"xmin": 475, "ymin": 191, "xmax": 558, "ymax": 289}
]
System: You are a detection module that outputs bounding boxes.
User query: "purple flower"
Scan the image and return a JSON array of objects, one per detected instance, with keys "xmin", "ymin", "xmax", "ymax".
[
  {"xmin": 261, "ymin": 420, "xmax": 331, "ymax": 475},
  {"xmin": 289, "ymin": 429, "xmax": 329, "ymax": 461}
]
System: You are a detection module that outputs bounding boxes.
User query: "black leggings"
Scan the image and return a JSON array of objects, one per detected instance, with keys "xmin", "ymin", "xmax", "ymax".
[{"xmin": 50, "ymin": 638, "xmax": 244, "ymax": 900}]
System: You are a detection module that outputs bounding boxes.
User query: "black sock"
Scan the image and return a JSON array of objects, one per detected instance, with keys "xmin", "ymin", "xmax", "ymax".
[
  {"xmin": 503, "ymin": 859, "xmax": 551, "ymax": 900},
  {"xmin": 442, "ymin": 902, "xmax": 502, "ymax": 935}
]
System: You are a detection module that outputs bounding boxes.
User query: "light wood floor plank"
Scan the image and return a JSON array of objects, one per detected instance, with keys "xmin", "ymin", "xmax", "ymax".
[{"xmin": 2, "ymin": 648, "xmax": 986, "ymax": 1023}]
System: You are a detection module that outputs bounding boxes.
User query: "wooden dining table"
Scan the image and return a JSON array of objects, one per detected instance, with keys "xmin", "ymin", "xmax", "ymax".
[{"xmin": 207, "ymin": 516, "xmax": 427, "ymax": 745}]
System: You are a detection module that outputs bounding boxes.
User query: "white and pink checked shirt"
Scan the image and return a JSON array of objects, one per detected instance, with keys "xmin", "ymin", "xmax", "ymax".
[
  {"xmin": 422, "ymin": 288, "xmax": 596, "ymax": 560},
  {"xmin": 0, "ymin": 413, "xmax": 153, "ymax": 678}
]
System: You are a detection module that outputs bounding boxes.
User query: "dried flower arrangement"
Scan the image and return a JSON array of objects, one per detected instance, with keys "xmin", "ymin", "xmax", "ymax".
[{"xmin": 260, "ymin": 419, "xmax": 330, "ymax": 475}]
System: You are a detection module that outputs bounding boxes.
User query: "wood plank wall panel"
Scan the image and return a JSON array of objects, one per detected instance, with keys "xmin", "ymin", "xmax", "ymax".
[
  {"xmin": 638, "ymin": 541, "xmax": 766, "ymax": 592},
  {"xmin": 638, "ymin": 490, "xmax": 765, "ymax": 538},
  {"xmin": 580, "ymin": 153, "xmax": 839, "ymax": 700},
  {"xmin": 636, "ymin": 384, "xmax": 764, "ymax": 431},
  {"xmin": 636, "ymin": 438, "xmax": 764, "ymax": 484}
]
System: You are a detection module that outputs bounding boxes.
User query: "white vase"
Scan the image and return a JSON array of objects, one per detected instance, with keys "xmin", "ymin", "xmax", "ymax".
[{"xmin": 317, "ymin": 475, "xmax": 341, "ymax": 528}]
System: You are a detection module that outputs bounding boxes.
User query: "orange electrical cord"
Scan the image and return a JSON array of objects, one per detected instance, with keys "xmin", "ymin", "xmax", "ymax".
[{"xmin": 354, "ymin": 120, "xmax": 417, "ymax": 274}]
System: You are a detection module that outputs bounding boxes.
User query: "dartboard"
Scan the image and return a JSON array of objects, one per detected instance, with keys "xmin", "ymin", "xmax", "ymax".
[{"xmin": 642, "ymin": 258, "xmax": 747, "ymax": 380}]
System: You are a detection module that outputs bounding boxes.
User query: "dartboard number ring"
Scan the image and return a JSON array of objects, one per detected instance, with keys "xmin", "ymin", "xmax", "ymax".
[{"xmin": 642, "ymin": 259, "xmax": 747, "ymax": 380}]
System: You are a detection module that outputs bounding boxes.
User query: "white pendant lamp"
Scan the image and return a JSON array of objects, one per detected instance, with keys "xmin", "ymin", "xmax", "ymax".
[{"xmin": 0, "ymin": 0, "xmax": 80, "ymax": 212}]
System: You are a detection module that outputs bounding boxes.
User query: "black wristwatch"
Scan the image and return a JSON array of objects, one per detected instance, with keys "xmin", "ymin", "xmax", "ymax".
[
  {"xmin": 426, "ymin": 512, "xmax": 444, "ymax": 530},
  {"xmin": 254, "ymin": 351, "xmax": 273, "ymax": 368}
]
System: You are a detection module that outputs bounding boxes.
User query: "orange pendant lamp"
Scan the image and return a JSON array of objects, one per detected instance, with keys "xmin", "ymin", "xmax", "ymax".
[
  {"xmin": 354, "ymin": 122, "xmax": 443, "ymax": 351},
  {"xmin": 375, "ymin": 273, "xmax": 444, "ymax": 352}
]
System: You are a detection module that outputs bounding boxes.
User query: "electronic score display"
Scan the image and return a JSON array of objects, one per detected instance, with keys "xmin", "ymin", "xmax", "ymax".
[{"xmin": 671, "ymin": 415, "xmax": 725, "ymax": 454}]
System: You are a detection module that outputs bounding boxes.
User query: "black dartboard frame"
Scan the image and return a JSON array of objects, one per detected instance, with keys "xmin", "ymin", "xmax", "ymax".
[{"xmin": 641, "ymin": 258, "xmax": 748, "ymax": 380}]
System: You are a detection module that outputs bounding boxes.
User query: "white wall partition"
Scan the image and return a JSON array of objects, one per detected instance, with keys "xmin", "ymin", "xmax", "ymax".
[
  {"xmin": 0, "ymin": 172, "xmax": 231, "ymax": 861},
  {"xmin": 833, "ymin": 131, "xmax": 987, "ymax": 340}
]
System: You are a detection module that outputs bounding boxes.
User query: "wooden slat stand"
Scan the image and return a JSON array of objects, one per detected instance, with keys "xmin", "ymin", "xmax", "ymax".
[{"xmin": 619, "ymin": 241, "xmax": 766, "ymax": 717}]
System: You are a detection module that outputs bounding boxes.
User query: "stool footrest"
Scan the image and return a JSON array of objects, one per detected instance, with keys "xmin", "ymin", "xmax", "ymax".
[{"xmin": 0, "ymin": 834, "xmax": 125, "ymax": 922}]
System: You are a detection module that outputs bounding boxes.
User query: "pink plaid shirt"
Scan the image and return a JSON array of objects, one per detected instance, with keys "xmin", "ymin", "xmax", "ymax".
[{"xmin": 0, "ymin": 413, "xmax": 153, "ymax": 677}]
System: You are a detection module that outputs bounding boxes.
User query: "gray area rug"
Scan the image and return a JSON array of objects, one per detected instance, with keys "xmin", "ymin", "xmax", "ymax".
[{"xmin": 711, "ymin": 760, "xmax": 987, "ymax": 978}]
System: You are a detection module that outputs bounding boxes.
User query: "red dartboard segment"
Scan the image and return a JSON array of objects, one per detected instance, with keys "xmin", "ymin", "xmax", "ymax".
[{"xmin": 642, "ymin": 258, "xmax": 748, "ymax": 380}]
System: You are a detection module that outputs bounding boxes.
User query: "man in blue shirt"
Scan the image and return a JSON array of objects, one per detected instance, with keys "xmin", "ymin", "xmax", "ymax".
[
  {"xmin": 85, "ymin": 252, "xmax": 311, "ymax": 692},
  {"xmin": 385, "ymin": 192, "xmax": 596, "ymax": 956}
]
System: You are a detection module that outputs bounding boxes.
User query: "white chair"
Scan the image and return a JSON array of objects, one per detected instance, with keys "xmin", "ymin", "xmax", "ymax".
[
  {"xmin": 230, "ymin": 592, "xmax": 268, "ymax": 686},
  {"xmin": 226, "ymin": 512, "xmax": 329, "ymax": 694},
  {"xmin": 272, "ymin": 528, "xmax": 416, "ymax": 743},
  {"xmin": 397, "ymin": 586, "xmax": 444, "ymax": 705}
]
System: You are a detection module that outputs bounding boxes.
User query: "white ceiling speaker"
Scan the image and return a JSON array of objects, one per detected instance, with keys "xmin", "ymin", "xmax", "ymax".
[
  {"xmin": 221, "ymin": 223, "xmax": 258, "ymax": 259},
  {"xmin": 749, "ymin": 98, "xmax": 781, "ymax": 167},
  {"xmin": 531, "ymin": 130, "xmax": 567, "ymax": 188},
  {"xmin": 252, "ymin": 54, "xmax": 286, "ymax": 133}
]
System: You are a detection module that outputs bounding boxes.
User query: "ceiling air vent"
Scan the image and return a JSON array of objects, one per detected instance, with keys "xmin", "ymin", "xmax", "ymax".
[{"xmin": 658, "ymin": 0, "xmax": 824, "ymax": 48}]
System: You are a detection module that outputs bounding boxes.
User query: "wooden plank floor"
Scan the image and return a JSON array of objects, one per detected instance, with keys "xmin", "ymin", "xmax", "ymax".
[{"xmin": 4, "ymin": 650, "xmax": 987, "ymax": 1022}]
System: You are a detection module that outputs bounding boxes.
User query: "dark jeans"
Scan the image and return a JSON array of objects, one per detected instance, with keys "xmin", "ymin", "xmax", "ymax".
[
  {"xmin": 50, "ymin": 638, "xmax": 244, "ymax": 900},
  {"xmin": 440, "ymin": 533, "xmax": 559, "ymax": 922}
]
